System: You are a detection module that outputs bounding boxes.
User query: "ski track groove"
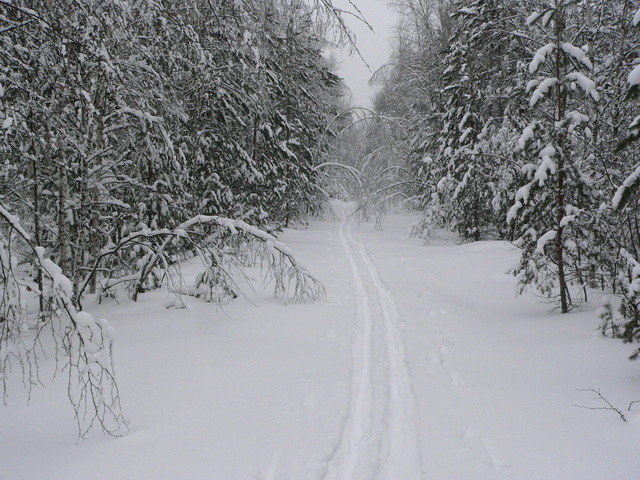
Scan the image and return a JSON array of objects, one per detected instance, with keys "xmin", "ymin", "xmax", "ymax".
[{"xmin": 325, "ymin": 205, "xmax": 423, "ymax": 480}]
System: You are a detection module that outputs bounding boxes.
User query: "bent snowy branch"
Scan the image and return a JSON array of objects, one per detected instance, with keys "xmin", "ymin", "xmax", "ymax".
[
  {"xmin": 178, "ymin": 215, "xmax": 326, "ymax": 303},
  {"xmin": 78, "ymin": 214, "xmax": 325, "ymax": 305},
  {"xmin": 0, "ymin": 205, "xmax": 128, "ymax": 439}
]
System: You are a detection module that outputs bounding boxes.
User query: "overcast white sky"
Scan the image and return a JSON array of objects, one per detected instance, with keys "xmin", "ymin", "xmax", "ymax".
[{"xmin": 330, "ymin": 0, "xmax": 397, "ymax": 108}]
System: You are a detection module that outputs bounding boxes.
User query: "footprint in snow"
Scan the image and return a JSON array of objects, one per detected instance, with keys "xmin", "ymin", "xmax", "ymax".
[
  {"xmin": 326, "ymin": 326, "xmax": 337, "ymax": 340},
  {"xmin": 302, "ymin": 392, "xmax": 317, "ymax": 409},
  {"xmin": 449, "ymin": 371, "xmax": 474, "ymax": 390},
  {"xmin": 427, "ymin": 354, "xmax": 445, "ymax": 366},
  {"xmin": 461, "ymin": 427, "xmax": 511, "ymax": 471}
]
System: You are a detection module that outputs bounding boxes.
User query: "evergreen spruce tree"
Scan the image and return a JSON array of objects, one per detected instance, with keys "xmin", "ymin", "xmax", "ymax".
[{"xmin": 508, "ymin": 0, "xmax": 601, "ymax": 312}]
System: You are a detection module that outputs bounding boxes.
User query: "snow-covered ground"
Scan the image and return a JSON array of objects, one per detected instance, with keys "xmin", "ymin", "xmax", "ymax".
[{"xmin": 3, "ymin": 207, "xmax": 640, "ymax": 479}]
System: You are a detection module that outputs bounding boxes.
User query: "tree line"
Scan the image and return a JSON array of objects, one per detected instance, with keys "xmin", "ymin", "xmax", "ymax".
[
  {"xmin": 0, "ymin": 0, "xmax": 349, "ymax": 436},
  {"xmin": 372, "ymin": 0, "xmax": 640, "ymax": 354}
]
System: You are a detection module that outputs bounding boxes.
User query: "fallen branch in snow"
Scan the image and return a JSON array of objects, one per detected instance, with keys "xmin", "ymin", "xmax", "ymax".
[{"xmin": 574, "ymin": 388, "xmax": 627, "ymax": 422}]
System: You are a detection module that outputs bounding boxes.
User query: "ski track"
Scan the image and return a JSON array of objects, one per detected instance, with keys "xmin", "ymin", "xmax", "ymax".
[{"xmin": 325, "ymin": 204, "xmax": 423, "ymax": 480}]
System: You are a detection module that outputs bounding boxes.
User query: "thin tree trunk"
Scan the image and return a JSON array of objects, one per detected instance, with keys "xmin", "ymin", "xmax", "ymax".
[
  {"xmin": 555, "ymin": 0, "xmax": 569, "ymax": 313},
  {"xmin": 31, "ymin": 157, "xmax": 44, "ymax": 312},
  {"xmin": 57, "ymin": 154, "xmax": 70, "ymax": 275},
  {"xmin": 89, "ymin": 85, "xmax": 105, "ymax": 295}
]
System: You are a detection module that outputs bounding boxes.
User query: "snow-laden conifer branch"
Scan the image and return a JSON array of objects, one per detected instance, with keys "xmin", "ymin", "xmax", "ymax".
[
  {"xmin": 565, "ymin": 72, "xmax": 599, "ymax": 101},
  {"xmin": 561, "ymin": 43, "xmax": 593, "ymax": 71},
  {"xmin": 612, "ymin": 164, "xmax": 640, "ymax": 210},
  {"xmin": 529, "ymin": 43, "xmax": 555, "ymax": 73}
]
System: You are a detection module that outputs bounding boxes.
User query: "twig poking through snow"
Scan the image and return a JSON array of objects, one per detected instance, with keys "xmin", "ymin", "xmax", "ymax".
[{"xmin": 574, "ymin": 388, "xmax": 627, "ymax": 422}]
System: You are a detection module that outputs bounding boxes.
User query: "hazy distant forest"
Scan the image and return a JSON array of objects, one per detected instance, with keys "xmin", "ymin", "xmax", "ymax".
[{"xmin": 1, "ymin": 0, "xmax": 640, "ymax": 435}]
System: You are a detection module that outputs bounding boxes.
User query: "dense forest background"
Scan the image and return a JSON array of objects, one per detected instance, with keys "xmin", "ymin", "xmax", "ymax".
[
  {"xmin": 2, "ymin": 0, "xmax": 640, "ymax": 437},
  {"xmin": 0, "ymin": 0, "xmax": 352, "ymax": 436}
]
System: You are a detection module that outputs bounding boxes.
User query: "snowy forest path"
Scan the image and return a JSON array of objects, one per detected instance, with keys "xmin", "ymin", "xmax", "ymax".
[{"xmin": 324, "ymin": 202, "xmax": 423, "ymax": 480}]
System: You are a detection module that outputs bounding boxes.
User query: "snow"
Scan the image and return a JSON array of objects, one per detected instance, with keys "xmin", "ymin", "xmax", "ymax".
[
  {"xmin": 529, "ymin": 77, "xmax": 558, "ymax": 107},
  {"xmin": 2, "ymin": 210, "xmax": 640, "ymax": 479},
  {"xmin": 459, "ymin": 127, "xmax": 473, "ymax": 143},
  {"xmin": 36, "ymin": 247, "xmax": 75, "ymax": 299},
  {"xmin": 566, "ymin": 110, "xmax": 589, "ymax": 125},
  {"xmin": 74, "ymin": 311, "xmax": 95, "ymax": 328},
  {"xmin": 506, "ymin": 200, "xmax": 523, "ymax": 224},
  {"xmin": 525, "ymin": 79, "xmax": 539, "ymax": 93},
  {"xmin": 631, "ymin": 265, "xmax": 640, "ymax": 295},
  {"xmin": 565, "ymin": 72, "xmax": 599, "ymax": 101},
  {"xmin": 517, "ymin": 123, "xmax": 535, "ymax": 150},
  {"xmin": 0, "ymin": 205, "xmax": 32, "ymax": 241},
  {"xmin": 535, "ymin": 144, "xmax": 557, "ymax": 185},
  {"xmin": 458, "ymin": 112, "xmax": 471, "ymax": 132},
  {"xmin": 119, "ymin": 107, "xmax": 163, "ymax": 124},
  {"xmin": 526, "ymin": 11, "xmax": 541, "ymax": 26},
  {"xmin": 325, "ymin": 203, "xmax": 421, "ymax": 479},
  {"xmin": 180, "ymin": 215, "xmax": 298, "ymax": 262},
  {"xmin": 535, "ymin": 229, "xmax": 557, "ymax": 253},
  {"xmin": 628, "ymin": 64, "xmax": 640, "ymax": 86},
  {"xmin": 542, "ymin": 9, "xmax": 554, "ymax": 27},
  {"xmin": 612, "ymin": 163, "xmax": 640, "ymax": 209},
  {"xmin": 561, "ymin": 43, "xmax": 593, "ymax": 70},
  {"xmin": 560, "ymin": 214, "xmax": 576, "ymax": 227},
  {"xmin": 529, "ymin": 43, "xmax": 555, "ymax": 74}
]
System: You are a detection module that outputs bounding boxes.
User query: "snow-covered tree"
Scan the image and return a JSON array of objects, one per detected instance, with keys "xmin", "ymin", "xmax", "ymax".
[
  {"xmin": 373, "ymin": 0, "xmax": 640, "ymax": 355},
  {"xmin": 0, "ymin": 0, "xmax": 351, "ymax": 435},
  {"xmin": 509, "ymin": 0, "xmax": 601, "ymax": 313},
  {"xmin": 416, "ymin": 0, "xmax": 528, "ymax": 241},
  {"xmin": 597, "ymin": 2, "xmax": 640, "ymax": 355}
]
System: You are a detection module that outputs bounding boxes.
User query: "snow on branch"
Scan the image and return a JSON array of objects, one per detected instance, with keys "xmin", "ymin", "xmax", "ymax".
[
  {"xmin": 507, "ymin": 184, "xmax": 531, "ymax": 224},
  {"xmin": 612, "ymin": 163, "xmax": 640, "ymax": 210},
  {"xmin": 517, "ymin": 123, "xmax": 537, "ymax": 150},
  {"xmin": 526, "ymin": 11, "xmax": 542, "ymax": 26},
  {"xmin": 535, "ymin": 230, "xmax": 557, "ymax": 254},
  {"xmin": 526, "ymin": 8, "xmax": 554, "ymax": 28},
  {"xmin": 529, "ymin": 78, "xmax": 558, "ymax": 107},
  {"xmin": 529, "ymin": 43, "xmax": 555, "ymax": 74},
  {"xmin": 534, "ymin": 145, "xmax": 557, "ymax": 185},
  {"xmin": 179, "ymin": 215, "xmax": 325, "ymax": 303},
  {"xmin": 314, "ymin": 162, "xmax": 363, "ymax": 186},
  {"xmin": 0, "ymin": 205, "xmax": 31, "ymax": 242},
  {"xmin": 75, "ymin": 227, "xmax": 178, "ymax": 305},
  {"xmin": 628, "ymin": 64, "xmax": 640, "ymax": 87},
  {"xmin": 561, "ymin": 43, "xmax": 593, "ymax": 71},
  {"xmin": 565, "ymin": 72, "xmax": 599, "ymax": 101},
  {"xmin": 0, "ymin": 205, "xmax": 128, "ymax": 439}
]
